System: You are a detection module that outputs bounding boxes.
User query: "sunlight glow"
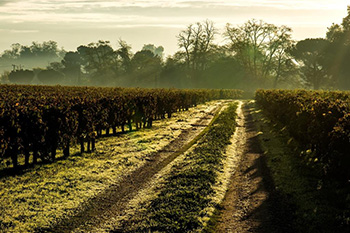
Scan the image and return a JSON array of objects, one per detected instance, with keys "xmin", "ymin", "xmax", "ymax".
[{"xmin": 0, "ymin": 0, "xmax": 348, "ymax": 54}]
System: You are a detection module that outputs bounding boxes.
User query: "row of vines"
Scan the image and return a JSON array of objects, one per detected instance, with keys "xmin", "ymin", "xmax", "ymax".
[
  {"xmin": 255, "ymin": 89, "xmax": 350, "ymax": 183},
  {"xmin": 0, "ymin": 85, "xmax": 242, "ymax": 170}
]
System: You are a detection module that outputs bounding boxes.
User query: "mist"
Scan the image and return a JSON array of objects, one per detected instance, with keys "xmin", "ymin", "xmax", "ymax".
[{"xmin": 1, "ymin": 7, "xmax": 350, "ymax": 91}]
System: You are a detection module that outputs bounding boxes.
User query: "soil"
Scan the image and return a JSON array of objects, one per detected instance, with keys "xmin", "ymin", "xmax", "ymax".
[
  {"xmin": 213, "ymin": 102, "xmax": 292, "ymax": 233},
  {"xmin": 45, "ymin": 102, "xmax": 225, "ymax": 233}
]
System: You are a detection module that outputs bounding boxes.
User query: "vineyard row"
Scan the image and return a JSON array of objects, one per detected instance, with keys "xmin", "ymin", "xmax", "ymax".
[
  {"xmin": 0, "ymin": 85, "xmax": 242, "ymax": 170},
  {"xmin": 255, "ymin": 89, "xmax": 350, "ymax": 183}
]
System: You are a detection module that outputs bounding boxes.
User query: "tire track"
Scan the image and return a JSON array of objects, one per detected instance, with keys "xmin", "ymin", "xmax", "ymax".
[
  {"xmin": 214, "ymin": 101, "xmax": 290, "ymax": 233},
  {"xmin": 45, "ymin": 101, "xmax": 226, "ymax": 233}
]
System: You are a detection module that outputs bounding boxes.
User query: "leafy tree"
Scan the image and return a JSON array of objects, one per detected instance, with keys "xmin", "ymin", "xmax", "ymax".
[
  {"xmin": 116, "ymin": 40, "xmax": 133, "ymax": 77},
  {"xmin": 47, "ymin": 61, "xmax": 65, "ymax": 72},
  {"xmin": 142, "ymin": 44, "xmax": 164, "ymax": 58},
  {"xmin": 325, "ymin": 6, "xmax": 350, "ymax": 89},
  {"xmin": 341, "ymin": 6, "xmax": 350, "ymax": 33},
  {"xmin": 202, "ymin": 56, "xmax": 246, "ymax": 89},
  {"xmin": 0, "ymin": 71, "xmax": 10, "ymax": 84},
  {"xmin": 8, "ymin": 69, "xmax": 34, "ymax": 84},
  {"xmin": 77, "ymin": 40, "xmax": 117, "ymax": 85},
  {"xmin": 159, "ymin": 56, "xmax": 187, "ymax": 88},
  {"xmin": 1, "ymin": 43, "xmax": 22, "ymax": 60},
  {"xmin": 29, "ymin": 41, "xmax": 64, "ymax": 58},
  {"xmin": 326, "ymin": 23, "xmax": 344, "ymax": 43},
  {"xmin": 290, "ymin": 38, "xmax": 331, "ymax": 89},
  {"xmin": 225, "ymin": 19, "xmax": 294, "ymax": 89},
  {"xmin": 0, "ymin": 41, "xmax": 65, "ymax": 73},
  {"xmin": 129, "ymin": 50, "xmax": 162, "ymax": 88},
  {"xmin": 62, "ymin": 51, "xmax": 82, "ymax": 84},
  {"xmin": 37, "ymin": 69, "xmax": 64, "ymax": 85}
]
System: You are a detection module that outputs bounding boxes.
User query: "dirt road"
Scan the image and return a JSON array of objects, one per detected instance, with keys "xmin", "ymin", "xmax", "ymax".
[
  {"xmin": 46, "ymin": 101, "xmax": 290, "ymax": 233},
  {"xmin": 214, "ymin": 101, "xmax": 292, "ymax": 233},
  {"xmin": 46, "ymin": 102, "xmax": 225, "ymax": 233}
]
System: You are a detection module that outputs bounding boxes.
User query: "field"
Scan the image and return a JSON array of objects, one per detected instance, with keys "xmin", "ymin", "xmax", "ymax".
[{"xmin": 1, "ymin": 86, "xmax": 350, "ymax": 232}]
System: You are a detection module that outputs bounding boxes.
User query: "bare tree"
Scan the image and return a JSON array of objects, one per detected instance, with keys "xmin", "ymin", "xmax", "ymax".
[
  {"xmin": 225, "ymin": 19, "xmax": 294, "ymax": 88},
  {"xmin": 177, "ymin": 20, "xmax": 217, "ymax": 86}
]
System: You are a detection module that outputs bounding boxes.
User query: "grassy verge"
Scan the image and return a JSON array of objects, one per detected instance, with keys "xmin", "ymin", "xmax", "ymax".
[
  {"xmin": 0, "ymin": 101, "xmax": 219, "ymax": 232},
  {"xmin": 116, "ymin": 102, "xmax": 238, "ymax": 232},
  {"xmin": 250, "ymin": 101, "xmax": 348, "ymax": 233}
]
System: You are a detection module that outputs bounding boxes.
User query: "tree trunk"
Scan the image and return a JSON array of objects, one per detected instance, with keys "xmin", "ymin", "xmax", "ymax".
[
  {"xmin": 80, "ymin": 139, "xmax": 85, "ymax": 153},
  {"xmin": 128, "ymin": 119, "xmax": 132, "ymax": 131},
  {"xmin": 64, "ymin": 146, "xmax": 70, "ymax": 157},
  {"xmin": 91, "ymin": 138, "xmax": 96, "ymax": 151},
  {"xmin": 51, "ymin": 146, "xmax": 57, "ymax": 161},
  {"xmin": 87, "ymin": 140, "xmax": 91, "ymax": 152},
  {"xmin": 33, "ymin": 148, "xmax": 38, "ymax": 164},
  {"xmin": 11, "ymin": 149, "xmax": 18, "ymax": 170},
  {"xmin": 24, "ymin": 149, "xmax": 30, "ymax": 166},
  {"xmin": 273, "ymin": 75, "xmax": 279, "ymax": 89}
]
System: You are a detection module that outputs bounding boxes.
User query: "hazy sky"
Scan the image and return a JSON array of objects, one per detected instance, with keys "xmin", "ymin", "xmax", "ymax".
[{"xmin": 0, "ymin": 0, "xmax": 348, "ymax": 55}]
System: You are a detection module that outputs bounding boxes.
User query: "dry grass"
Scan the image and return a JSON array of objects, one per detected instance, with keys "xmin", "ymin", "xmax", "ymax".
[{"xmin": 0, "ymin": 101, "xmax": 221, "ymax": 232}]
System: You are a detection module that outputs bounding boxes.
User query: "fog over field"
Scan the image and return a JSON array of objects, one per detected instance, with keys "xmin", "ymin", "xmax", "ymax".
[
  {"xmin": 0, "ymin": 0, "xmax": 347, "ymax": 54},
  {"xmin": 0, "ymin": 1, "xmax": 350, "ymax": 91}
]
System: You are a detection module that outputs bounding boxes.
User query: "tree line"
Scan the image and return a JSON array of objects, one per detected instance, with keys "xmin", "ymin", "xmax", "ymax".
[{"xmin": 1, "ymin": 6, "xmax": 350, "ymax": 91}]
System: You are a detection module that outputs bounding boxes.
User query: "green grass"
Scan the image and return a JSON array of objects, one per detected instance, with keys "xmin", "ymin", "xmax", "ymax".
[
  {"xmin": 0, "ymin": 101, "xmax": 219, "ymax": 232},
  {"xmin": 117, "ymin": 102, "xmax": 238, "ymax": 233}
]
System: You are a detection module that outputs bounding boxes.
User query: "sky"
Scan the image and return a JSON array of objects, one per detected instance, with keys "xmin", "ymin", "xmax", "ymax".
[{"xmin": 0, "ymin": 0, "xmax": 348, "ymax": 56}]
